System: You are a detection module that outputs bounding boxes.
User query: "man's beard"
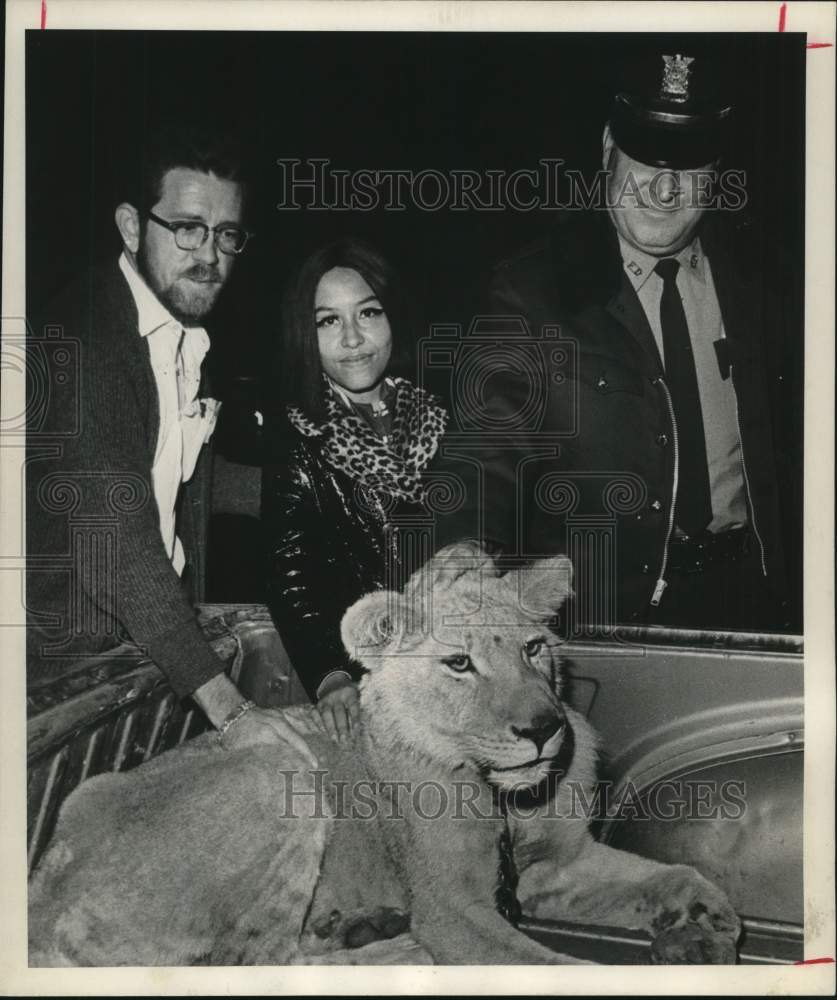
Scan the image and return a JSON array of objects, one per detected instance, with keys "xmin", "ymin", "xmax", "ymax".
[{"xmin": 137, "ymin": 247, "xmax": 223, "ymax": 326}]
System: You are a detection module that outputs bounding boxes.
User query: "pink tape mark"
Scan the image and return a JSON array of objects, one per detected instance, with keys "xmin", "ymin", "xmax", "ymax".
[
  {"xmin": 779, "ymin": 1, "xmax": 833, "ymax": 48},
  {"xmin": 40, "ymin": 0, "xmax": 47, "ymax": 29}
]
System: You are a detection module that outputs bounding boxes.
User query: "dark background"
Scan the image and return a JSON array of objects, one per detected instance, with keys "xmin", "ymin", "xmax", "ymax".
[{"xmin": 25, "ymin": 30, "xmax": 805, "ymax": 617}]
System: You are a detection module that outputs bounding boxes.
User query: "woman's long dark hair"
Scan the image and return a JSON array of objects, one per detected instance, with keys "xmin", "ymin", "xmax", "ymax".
[{"xmin": 279, "ymin": 237, "xmax": 414, "ymax": 423}]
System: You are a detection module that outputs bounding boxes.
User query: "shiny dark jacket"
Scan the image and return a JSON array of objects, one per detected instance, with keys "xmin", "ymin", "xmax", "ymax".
[
  {"xmin": 434, "ymin": 211, "xmax": 800, "ymax": 630},
  {"xmin": 262, "ymin": 418, "xmax": 426, "ymax": 700}
]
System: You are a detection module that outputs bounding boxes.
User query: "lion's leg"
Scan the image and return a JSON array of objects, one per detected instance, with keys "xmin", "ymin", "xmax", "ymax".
[
  {"xmin": 414, "ymin": 896, "xmax": 594, "ymax": 965},
  {"xmin": 210, "ymin": 786, "xmax": 330, "ymax": 966},
  {"xmin": 509, "ymin": 711, "xmax": 740, "ymax": 963},
  {"xmin": 397, "ymin": 815, "xmax": 588, "ymax": 965},
  {"xmin": 294, "ymin": 932, "xmax": 433, "ymax": 965},
  {"xmin": 29, "ymin": 741, "xmax": 331, "ymax": 966},
  {"xmin": 518, "ymin": 841, "xmax": 740, "ymax": 964}
]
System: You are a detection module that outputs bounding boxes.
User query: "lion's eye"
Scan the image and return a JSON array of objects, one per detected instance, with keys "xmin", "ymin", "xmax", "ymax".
[
  {"xmin": 524, "ymin": 638, "xmax": 545, "ymax": 658},
  {"xmin": 442, "ymin": 654, "xmax": 473, "ymax": 674}
]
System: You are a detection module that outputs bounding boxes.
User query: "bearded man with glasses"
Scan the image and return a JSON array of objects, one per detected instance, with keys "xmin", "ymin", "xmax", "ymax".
[{"xmin": 26, "ymin": 125, "xmax": 317, "ymax": 762}]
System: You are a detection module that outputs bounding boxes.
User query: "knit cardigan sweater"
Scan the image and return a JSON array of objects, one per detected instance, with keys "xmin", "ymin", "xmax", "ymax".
[{"xmin": 26, "ymin": 261, "xmax": 224, "ymax": 698}]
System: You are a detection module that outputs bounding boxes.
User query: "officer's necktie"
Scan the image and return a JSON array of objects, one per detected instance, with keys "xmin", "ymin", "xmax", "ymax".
[{"xmin": 655, "ymin": 258, "xmax": 712, "ymax": 536}]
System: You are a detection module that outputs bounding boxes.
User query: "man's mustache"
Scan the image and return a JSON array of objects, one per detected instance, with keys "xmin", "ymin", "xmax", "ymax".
[{"xmin": 183, "ymin": 264, "xmax": 222, "ymax": 283}]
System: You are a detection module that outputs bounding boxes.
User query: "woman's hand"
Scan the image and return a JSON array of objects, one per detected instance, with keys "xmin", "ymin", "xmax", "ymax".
[{"xmin": 317, "ymin": 673, "xmax": 360, "ymax": 743}]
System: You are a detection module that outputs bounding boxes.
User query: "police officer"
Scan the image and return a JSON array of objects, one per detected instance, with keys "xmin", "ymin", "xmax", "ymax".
[{"xmin": 439, "ymin": 52, "xmax": 794, "ymax": 634}]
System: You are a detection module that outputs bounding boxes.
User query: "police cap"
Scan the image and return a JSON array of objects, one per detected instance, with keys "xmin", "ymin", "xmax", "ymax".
[{"xmin": 609, "ymin": 53, "xmax": 733, "ymax": 169}]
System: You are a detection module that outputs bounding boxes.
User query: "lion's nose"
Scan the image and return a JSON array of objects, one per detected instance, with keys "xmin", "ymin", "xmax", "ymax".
[{"xmin": 511, "ymin": 714, "xmax": 564, "ymax": 754}]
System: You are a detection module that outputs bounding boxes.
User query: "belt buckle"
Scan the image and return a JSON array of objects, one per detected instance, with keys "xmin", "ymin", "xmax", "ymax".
[
  {"xmin": 672, "ymin": 528, "xmax": 749, "ymax": 572},
  {"xmin": 671, "ymin": 531, "xmax": 709, "ymax": 574},
  {"xmin": 685, "ymin": 548, "xmax": 708, "ymax": 574},
  {"xmin": 726, "ymin": 528, "xmax": 750, "ymax": 561}
]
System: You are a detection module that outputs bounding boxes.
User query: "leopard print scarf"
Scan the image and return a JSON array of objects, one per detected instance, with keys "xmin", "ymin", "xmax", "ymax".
[{"xmin": 287, "ymin": 377, "xmax": 448, "ymax": 503}]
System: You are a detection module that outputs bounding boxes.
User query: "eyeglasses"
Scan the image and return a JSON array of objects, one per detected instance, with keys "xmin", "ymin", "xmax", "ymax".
[{"xmin": 147, "ymin": 211, "xmax": 253, "ymax": 255}]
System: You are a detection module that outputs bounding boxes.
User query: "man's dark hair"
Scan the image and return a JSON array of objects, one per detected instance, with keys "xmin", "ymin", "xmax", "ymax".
[
  {"xmin": 279, "ymin": 237, "xmax": 414, "ymax": 423},
  {"xmin": 127, "ymin": 122, "xmax": 246, "ymax": 213}
]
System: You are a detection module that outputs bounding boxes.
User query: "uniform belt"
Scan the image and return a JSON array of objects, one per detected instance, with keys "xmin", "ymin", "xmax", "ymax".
[{"xmin": 667, "ymin": 527, "xmax": 752, "ymax": 574}]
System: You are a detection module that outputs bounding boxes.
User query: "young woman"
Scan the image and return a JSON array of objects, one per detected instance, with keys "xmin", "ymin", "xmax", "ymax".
[{"xmin": 262, "ymin": 238, "xmax": 448, "ymax": 742}]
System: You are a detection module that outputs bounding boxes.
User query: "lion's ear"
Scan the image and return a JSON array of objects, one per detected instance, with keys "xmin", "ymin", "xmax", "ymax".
[
  {"xmin": 518, "ymin": 555, "xmax": 574, "ymax": 616},
  {"xmin": 405, "ymin": 540, "xmax": 500, "ymax": 597},
  {"xmin": 341, "ymin": 590, "xmax": 403, "ymax": 670}
]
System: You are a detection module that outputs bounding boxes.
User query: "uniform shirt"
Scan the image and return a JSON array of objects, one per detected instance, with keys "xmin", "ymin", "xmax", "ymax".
[
  {"xmin": 119, "ymin": 253, "xmax": 217, "ymax": 575},
  {"xmin": 618, "ymin": 235, "xmax": 747, "ymax": 533}
]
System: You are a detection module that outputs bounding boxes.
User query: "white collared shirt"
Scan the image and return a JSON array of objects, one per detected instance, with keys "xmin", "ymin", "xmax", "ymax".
[
  {"xmin": 119, "ymin": 252, "xmax": 218, "ymax": 575},
  {"xmin": 618, "ymin": 236, "xmax": 747, "ymax": 533}
]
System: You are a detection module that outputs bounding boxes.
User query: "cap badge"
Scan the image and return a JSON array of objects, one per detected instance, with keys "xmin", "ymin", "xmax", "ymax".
[{"xmin": 661, "ymin": 54, "xmax": 694, "ymax": 103}]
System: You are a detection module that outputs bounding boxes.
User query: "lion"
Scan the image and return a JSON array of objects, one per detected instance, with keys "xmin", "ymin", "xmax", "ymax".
[{"xmin": 28, "ymin": 543, "xmax": 741, "ymax": 966}]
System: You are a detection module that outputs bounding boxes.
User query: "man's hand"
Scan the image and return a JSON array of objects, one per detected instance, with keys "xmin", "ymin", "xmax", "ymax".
[
  {"xmin": 219, "ymin": 706, "xmax": 319, "ymax": 766},
  {"xmin": 192, "ymin": 672, "xmax": 318, "ymax": 766},
  {"xmin": 317, "ymin": 674, "xmax": 360, "ymax": 743}
]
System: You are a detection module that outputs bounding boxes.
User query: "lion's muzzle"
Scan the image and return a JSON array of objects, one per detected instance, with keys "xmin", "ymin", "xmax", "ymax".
[
  {"xmin": 489, "ymin": 709, "xmax": 569, "ymax": 776},
  {"xmin": 511, "ymin": 713, "xmax": 565, "ymax": 757}
]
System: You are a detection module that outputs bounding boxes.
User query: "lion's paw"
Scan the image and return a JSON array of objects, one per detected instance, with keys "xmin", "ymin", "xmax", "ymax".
[
  {"xmin": 295, "ymin": 932, "xmax": 432, "ymax": 965},
  {"xmin": 643, "ymin": 865, "xmax": 740, "ymax": 963},
  {"xmin": 650, "ymin": 923, "xmax": 737, "ymax": 965},
  {"xmin": 310, "ymin": 906, "xmax": 411, "ymax": 950}
]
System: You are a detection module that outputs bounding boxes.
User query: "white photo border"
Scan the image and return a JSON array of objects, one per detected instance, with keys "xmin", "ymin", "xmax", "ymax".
[{"xmin": 2, "ymin": 1, "xmax": 834, "ymax": 995}]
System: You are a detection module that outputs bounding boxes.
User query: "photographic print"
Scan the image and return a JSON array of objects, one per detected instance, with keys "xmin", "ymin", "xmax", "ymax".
[{"xmin": 1, "ymin": 1, "xmax": 834, "ymax": 994}]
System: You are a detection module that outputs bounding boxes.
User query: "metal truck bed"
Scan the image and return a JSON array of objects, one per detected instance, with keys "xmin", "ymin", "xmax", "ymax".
[{"xmin": 26, "ymin": 605, "xmax": 803, "ymax": 964}]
